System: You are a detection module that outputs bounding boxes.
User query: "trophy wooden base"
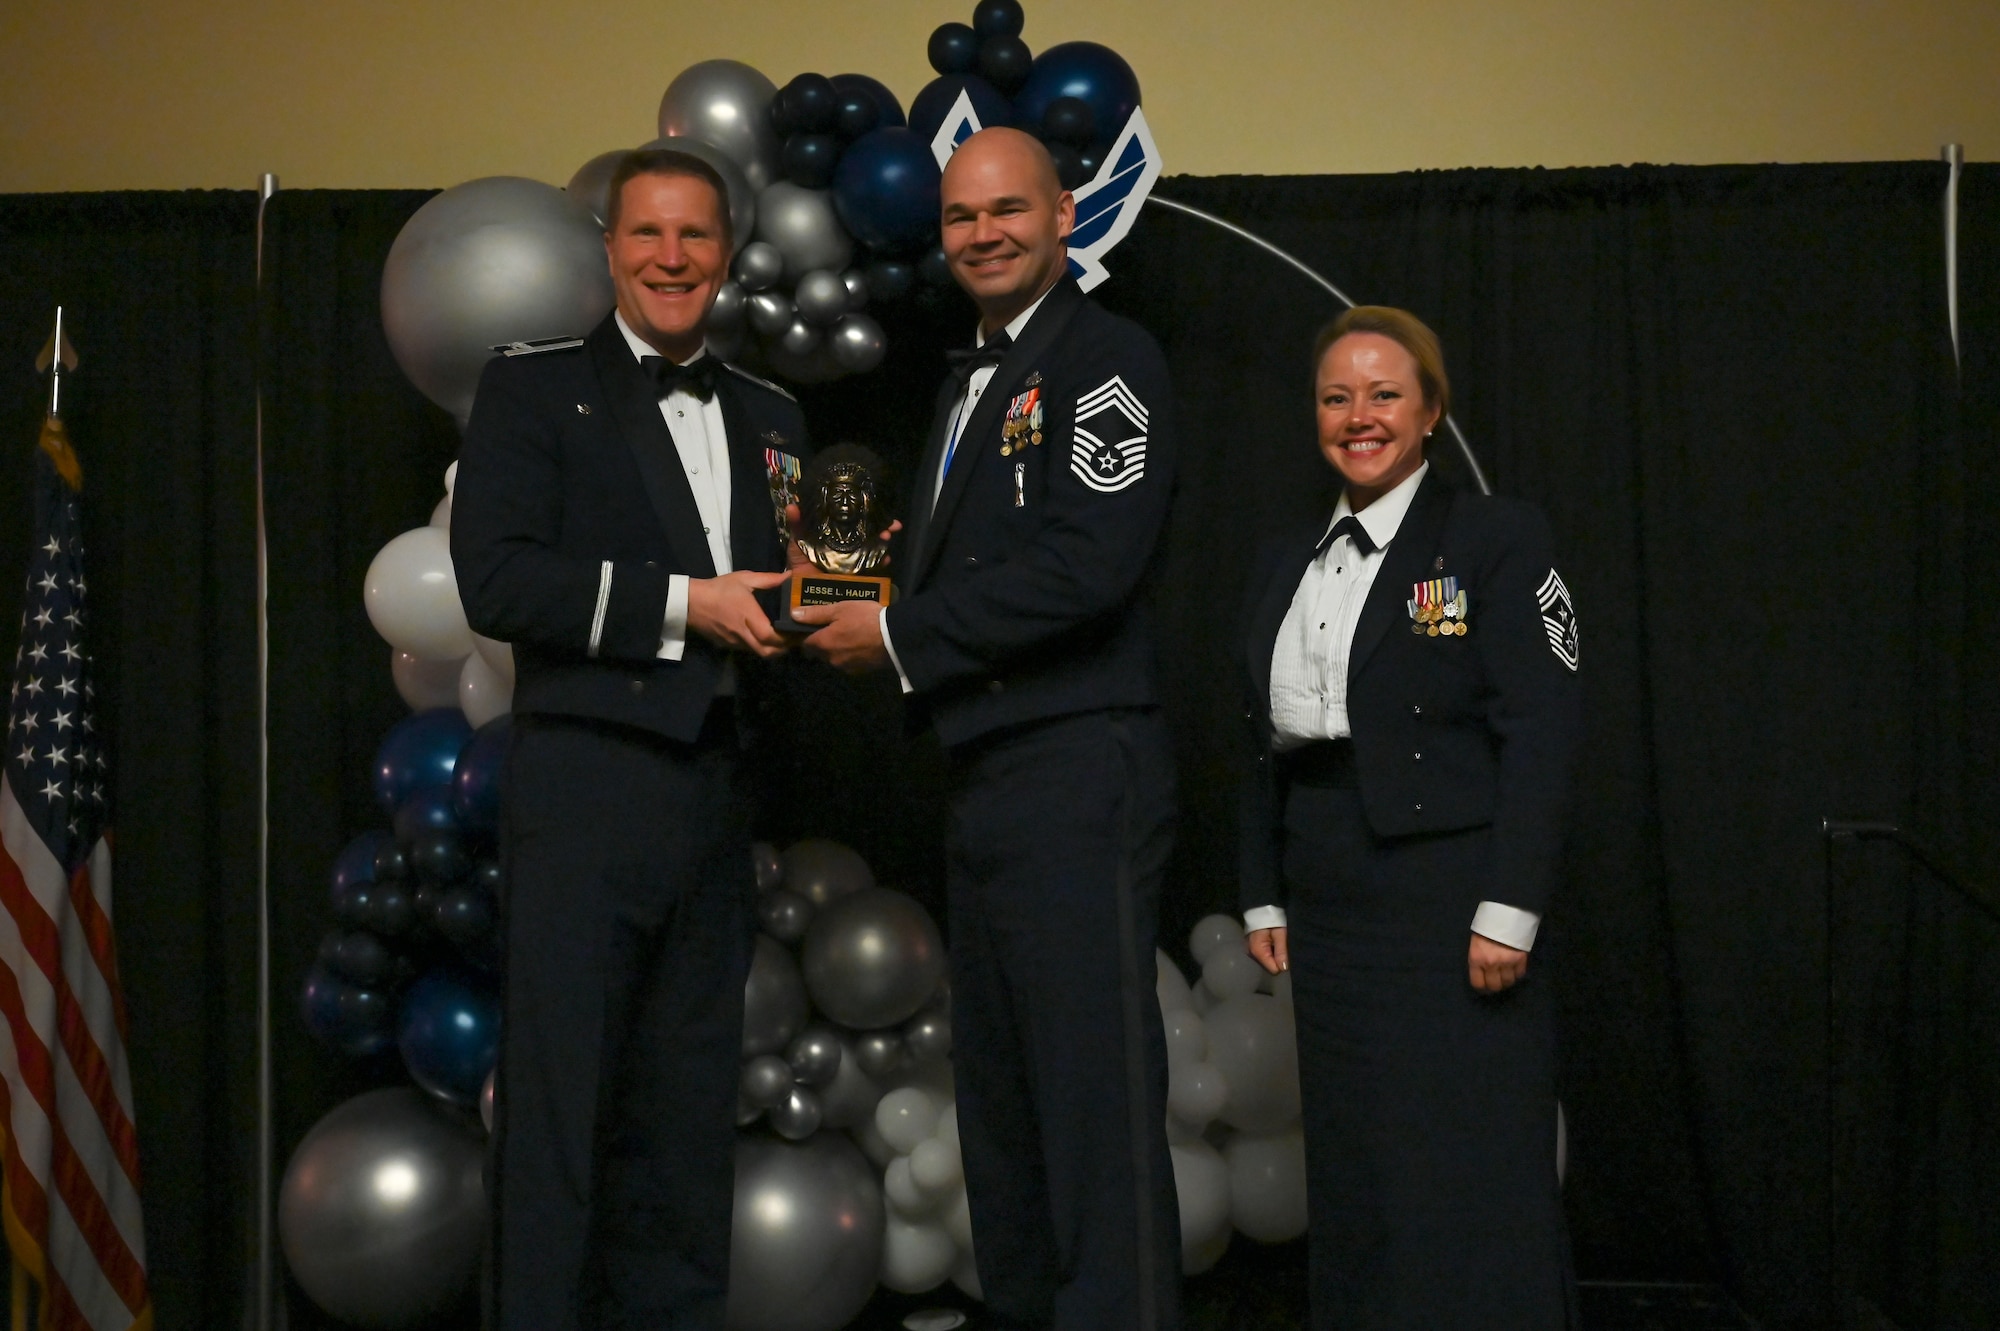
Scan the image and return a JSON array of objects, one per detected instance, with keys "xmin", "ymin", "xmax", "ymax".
[{"xmin": 776, "ymin": 570, "xmax": 894, "ymax": 632}]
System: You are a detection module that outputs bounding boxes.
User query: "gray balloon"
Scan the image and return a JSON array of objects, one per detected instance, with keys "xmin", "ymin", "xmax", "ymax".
[
  {"xmin": 709, "ymin": 280, "xmax": 748, "ymax": 332},
  {"xmin": 817, "ymin": 1033, "xmax": 884, "ymax": 1131},
  {"xmin": 764, "ymin": 337, "xmax": 846, "ymax": 386},
  {"xmin": 381, "ymin": 177, "xmax": 614, "ymax": 424},
  {"xmin": 751, "ymin": 840, "xmax": 784, "ymax": 891},
  {"xmin": 742, "ymin": 1053, "xmax": 795, "ymax": 1109},
  {"xmin": 735, "ymin": 241, "xmax": 785, "ymax": 292},
  {"xmin": 758, "ymin": 888, "xmax": 815, "ymax": 943},
  {"xmin": 852, "ymin": 1029, "xmax": 906, "ymax": 1080},
  {"xmin": 747, "ymin": 290, "xmax": 795, "ymax": 336},
  {"xmin": 793, "ymin": 270, "xmax": 850, "ymax": 326},
  {"xmin": 840, "ymin": 268, "xmax": 870, "ymax": 309},
  {"xmin": 727, "ymin": 1133, "xmax": 883, "ymax": 1331},
  {"xmin": 768, "ymin": 1085, "xmax": 825, "ymax": 1141},
  {"xmin": 738, "ymin": 1094, "xmax": 764, "ymax": 1127},
  {"xmin": 828, "ymin": 313, "xmax": 888, "ymax": 374},
  {"xmin": 658, "ymin": 60, "xmax": 783, "ymax": 193},
  {"xmin": 279, "ymin": 1088, "xmax": 486, "ymax": 1331},
  {"xmin": 779, "ymin": 317, "xmax": 823, "ymax": 357},
  {"xmin": 706, "ymin": 323, "xmax": 748, "ymax": 363},
  {"xmin": 786, "ymin": 1024, "xmax": 844, "ymax": 1088},
  {"xmin": 753, "ymin": 182, "xmax": 854, "ymax": 283},
  {"xmin": 781, "ymin": 838, "xmax": 875, "ymax": 908},
  {"xmin": 802, "ymin": 888, "xmax": 947, "ymax": 1030},
  {"xmin": 636, "ymin": 134, "xmax": 758, "ymax": 248},
  {"xmin": 743, "ymin": 934, "xmax": 810, "ymax": 1057},
  {"xmin": 565, "ymin": 148, "xmax": 629, "ymax": 227},
  {"xmin": 902, "ymin": 1004, "xmax": 953, "ymax": 1065}
]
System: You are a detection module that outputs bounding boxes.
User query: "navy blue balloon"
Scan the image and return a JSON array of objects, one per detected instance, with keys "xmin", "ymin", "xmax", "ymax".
[
  {"xmin": 398, "ymin": 970, "xmax": 501, "ymax": 1105},
  {"xmin": 972, "ymin": 0, "xmax": 1026, "ymax": 38},
  {"xmin": 831, "ymin": 73, "xmax": 905, "ymax": 129},
  {"xmin": 373, "ymin": 709, "xmax": 472, "ymax": 814},
  {"xmin": 331, "ymin": 830, "xmax": 390, "ymax": 896},
  {"xmin": 783, "ymin": 132, "xmax": 841, "ymax": 189},
  {"xmin": 451, "ymin": 716, "xmax": 511, "ymax": 839},
  {"xmin": 918, "ymin": 246, "xmax": 955, "ymax": 288},
  {"xmin": 864, "ymin": 258, "xmax": 915, "ymax": 302},
  {"xmin": 832, "ymin": 90, "xmax": 880, "ymax": 142},
  {"xmin": 409, "ymin": 829, "xmax": 472, "ymax": 886},
  {"xmin": 978, "ymin": 35, "xmax": 1034, "ymax": 95},
  {"xmin": 435, "ymin": 885, "xmax": 498, "ymax": 960},
  {"xmin": 393, "ymin": 787, "xmax": 461, "ymax": 844},
  {"xmin": 326, "ymin": 930, "xmax": 397, "ymax": 987},
  {"xmin": 833, "ymin": 128, "xmax": 944, "ymax": 255},
  {"xmin": 369, "ymin": 883, "xmax": 416, "ymax": 938},
  {"xmin": 1011, "ymin": 42, "xmax": 1141, "ymax": 153},
  {"xmin": 785, "ymin": 73, "xmax": 838, "ymax": 133},
  {"xmin": 302, "ymin": 963, "xmax": 394, "ymax": 1058},
  {"xmin": 927, "ymin": 22, "xmax": 979, "ymax": 75},
  {"xmin": 1048, "ymin": 141, "xmax": 1087, "ymax": 191},
  {"xmin": 1040, "ymin": 95, "xmax": 1097, "ymax": 149},
  {"xmin": 908, "ymin": 74, "xmax": 1012, "ymax": 145}
]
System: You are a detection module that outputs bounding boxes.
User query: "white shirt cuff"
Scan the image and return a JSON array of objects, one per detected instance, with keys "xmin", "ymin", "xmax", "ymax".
[
  {"xmin": 1471, "ymin": 901, "xmax": 1541, "ymax": 951},
  {"xmin": 658, "ymin": 573, "xmax": 689, "ymax": 661},
  {"xmin": 1243, "ymin": 905, "xmax": 1288, "ymax": 932},
  {"xmin": 879, "ymin": 606, "xmax": 913, "ymax": 694}
]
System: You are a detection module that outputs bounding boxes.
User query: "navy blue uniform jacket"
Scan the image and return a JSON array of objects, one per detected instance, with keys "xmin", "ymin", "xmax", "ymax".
[
  {"xmin": 1238, "ymin": 472, "xmax": 1583, "ymax": 919},
  {"xmin": 451, "ymin": 312, "xmax": 810, "ymax": 743},
  {"xmin": 888, "ymin": 278, "xmax": 1176, "ymax": 747}
]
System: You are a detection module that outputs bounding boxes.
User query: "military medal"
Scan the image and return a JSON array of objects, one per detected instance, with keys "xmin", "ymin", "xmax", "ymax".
[{"xmin": 1409, "ymin": 578, "xmax": 1470, "ymax": 638}]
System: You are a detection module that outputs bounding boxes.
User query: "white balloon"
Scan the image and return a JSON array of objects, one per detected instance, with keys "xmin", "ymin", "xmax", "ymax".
[
  {"xmin": 1167, "ymin": 1060, "xmax": 1228, "ymax": 1127},
  {"xmin": 458, "ymin": 650, "xmax": 513, "ymax": 728},
  {"xmin": 910, "ymin": 1137, "xmax": 963, "ymax": 1195},
  {"xmin": 1156, "ymin": 949, "xmax": 1194, "ymax": 1014},
  {"xmin": 1170, "ymin": 1141, "xmax": 1232, "ymax": 1274},
  {"xmin": 852, "ymin": 1114, "xmax": 898, "ymax": 1168},
  {"xmin": 950, "ymin": 1248, "xmax": 983, "ymax": 1300},
  {"xmin": 880, "ymin": 1216, "xmax": 956, "ymax": 1293},
  {"xmin": 430, "ymin": 494, "xmax": 452, "ymax": 529},
  {"xmin": 1186, "ymin": 1222, "xmax": 1232, "ymax": 1276},
  {"xmin": 942, "ymin": 1186, "xmax": 973, "ymax": 1249},
  {"xmin": 391, "ymin": 649, "xmax": 464, "ymax": 711},
  {"xmin": 1204, "ymin": 994, "xmax": 1302, "ymax": 1134},
  {"xmin": 1163, "ymin": 1006, "xmax": 1207, "ymax": 1068},
  {"xmin": 1224, "ymin": 1129, "xmax": 1308, "ymax": 1242},
  {"xmin": 884, "ymin": 1155, "xmax": 935, "ymax": 1218},
  {"xmin": 364, "ymin": 526, "xmax": 474, "ymax": 662},
  {"xmin": 1269, "ymin": 969, "xmax": 1294, "ymax": 1009},
  {"xmin": 934, "ymin": 1103, "xmax": 959, "ymax": 1153},
  {"xmin": 1191, "ymin": 984, "xmax": 1216, "ymax": 1016},
  {"xmin": 1188, "ymin": 914, "xmax": 1246, "ymax": 966},
  {"xmin": 1163, "ymin": 1113, "xmax": 1203, "ymax": 1146},
  {"xmin": 444, "ymin": 460, "xmax": 458, "ymax": 495},
  {"xmin": 875, "ymin": 1087, "xmax": 940, "ymax": 1155},
  {"xmin": 1201, "ymin": 947, "xmax": 1266, "ymax": 1002},
  {"xmin": 471, "ymin": 632, "xmax": 515, "ymax": 685}
]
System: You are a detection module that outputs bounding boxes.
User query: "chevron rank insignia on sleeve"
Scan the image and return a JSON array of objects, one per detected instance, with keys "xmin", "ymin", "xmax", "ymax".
[
  {"xmin": 1069, "ymin": 376, "xmax": 1150, "ymax": 493},
  {"xmin": 1537, "ymin": 569, "xmax": 1579, "ymax": 671}
]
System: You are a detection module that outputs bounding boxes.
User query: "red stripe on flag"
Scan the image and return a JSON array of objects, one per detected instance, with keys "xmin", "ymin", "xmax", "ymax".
[
  {"xmin": 0, "ymin": 1067, "xmax": 55, "ymax": 1262},
  {"xmin": 67, "ymin": 862, "xmax": 130, "ymax": 1046}
]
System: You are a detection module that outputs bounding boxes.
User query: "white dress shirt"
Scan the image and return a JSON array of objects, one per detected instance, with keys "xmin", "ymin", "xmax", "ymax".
[
  {"xmin": 879, "ymin": 287, "xmax": 1056, "ymax": 693},
  {"xmin": 1243, "ymin": 461, "xmax": 1540, "ymax": 952},
  {"xmin": 612, "ymin": 313, "xmax": 736, "ymax": 688}
]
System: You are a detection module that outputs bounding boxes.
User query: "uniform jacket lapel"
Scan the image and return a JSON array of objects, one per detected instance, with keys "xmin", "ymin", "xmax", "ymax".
[
  {"xmin": 910, "ymin": 279, "xmax": 1087, "ymax": 587},
  {"xmin": 718, "ymin": 375, "xmax": 782, "ymax": 573},
  {"xmin": 900, "ymin": 375, "xmax": 965, "ymax": 580},
  {"xmin": 586, "ymin": 316, "xmax": 717, "ymax": 578},
  {"xmin": 1347, "ymin": 470, "xmax": 1452, "ymax": 684}
]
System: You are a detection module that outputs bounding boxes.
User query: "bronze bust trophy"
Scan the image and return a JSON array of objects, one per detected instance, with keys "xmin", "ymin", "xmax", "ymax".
[{"xmin": 774, "ymin": 443, "xmax": 896, "ymax": 630}]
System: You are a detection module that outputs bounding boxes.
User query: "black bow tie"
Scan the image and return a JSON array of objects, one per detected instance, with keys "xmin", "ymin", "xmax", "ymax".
[
  {"xmin": 1315, "ymin": 514, "xmax": 1377, "ymax": 558},
  {"xmin": 945, "ymin": 332, "xmax": 1012, "ymax": 386},
  {"xmin": 641, "ymin": 354, "xmax": 718, "ymax": 403}
]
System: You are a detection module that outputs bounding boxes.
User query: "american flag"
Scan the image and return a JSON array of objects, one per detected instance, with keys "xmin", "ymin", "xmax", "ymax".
[{"xmin": 0, "ymin": 413, "xmax": 150, "ymax": 1329}]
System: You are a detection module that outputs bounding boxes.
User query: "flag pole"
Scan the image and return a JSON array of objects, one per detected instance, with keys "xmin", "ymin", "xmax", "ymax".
[{"xmin": 253, "ymin": 170, "xmax": 279, "ymax": 1331}]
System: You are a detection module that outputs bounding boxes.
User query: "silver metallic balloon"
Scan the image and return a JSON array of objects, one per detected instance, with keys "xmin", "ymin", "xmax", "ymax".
[
  {"xmin": 902, "ymin": 1003, "xmax": 953, "ymax": 1065},
  {"xmin": 747, "ymin": 289, "xmax": 795, "ymax": 337},
  {"xmin": 852, "ymin": 1029, "xmax": 907, "ymax": 1080},
  {"xmin": 381, "ymin": 177, "xmax": 614, "ymax": 424},
  {"xmin": 817, "ymin": 1033, "xmax": 884, "ymax": 1131},
  {"xmin": 793, "ymin": 270, "xmax": 850, "ymax": 326},
  {"xmin": 802, "ymin": 888, "xmax": 947, "ymax": 1031},
  {"xmin": 758, "ymin": 888, "xmax": 815, "ymax": 944},
  {"xmin": 752, "ymin": 840, "xmax": 785, "ymax": 892},
  {"xmin": 778, "ymin": 317, "xmax": 823, "ymax": 357},
  {"xmin": 279, "ymin": 1088, "xmax": 486, "ymax": 1331},
  {"xmin": 742, "ymin": 1053, "xmax": 796, "ymax": 1109},
  {"xmin": 742, "ymin": 934, "xmax": 810, "ymax": 1057},
  {"xmin": 709, "ymin": 280, "xmax": 748, "ymax": 332},
  {"xmin": 768, "ymin": 1085, "xmax": 825, "ymax": 1141},
  {"xmin": 637, "ymin": 134, "xmax": 758, "ymax": 247},
  {"xmin": 785, "ymin": 1025, "xmax": 844, "ymax": 1088},
  {"xmin": 706, "ymin": 323, "xmax": 747, "ymax": 363},
  {"xmin": 840, "ymin": 268, "xmax": 870, "ymax": 309},
  {"xmin": 781, "ymin": 838, "xmax": 875, "ymax": 908},
  {"xmin": 726, "ymin": 1133, "xmax": 884, "ymax": 1331},
  {"xmin": 565, "ymin": 148, "xmax": 629, "ymax": 227},
  {"xmin": 656, "ymin": 59, "xmax": 783, "ymax": 193},
  {"xmin": 753, "ymin": 182, "xmax": 854, "ymax": 282},
  {"xmin": 828, "ymin": 313, "xmax": 888, "ymax": 374},
  {"xmin": 738, "ymin": 1094, "xmax": 764, "ymax": 1127},
  {"xmin": 735, "ymin": 241, "xmax": 785, "ymax": 292}
]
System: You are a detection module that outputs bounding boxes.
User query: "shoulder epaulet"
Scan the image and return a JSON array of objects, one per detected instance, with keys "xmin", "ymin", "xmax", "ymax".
[
  {"xmin": 491, "ymin": 336, "xmax": 585, "ymax": 357},
  {"xmin": 719, "ymin": 360, "xmax": 798, "ymax": 404}
]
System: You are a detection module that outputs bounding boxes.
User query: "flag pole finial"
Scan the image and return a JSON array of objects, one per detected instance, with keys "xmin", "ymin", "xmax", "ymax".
[{"xmin": 34, "ymin": 307, "xmax": 79, "ymax": 419}]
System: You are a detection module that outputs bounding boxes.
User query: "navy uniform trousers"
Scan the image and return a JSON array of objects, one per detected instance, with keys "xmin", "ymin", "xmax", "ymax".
[
  {"xmin": 491, "ymin": 706, "xmax": 756, "ymax": 1331},
  {"xmin": 944, "ymin": 707, "xmax": 1182, "ymax": 1331}
]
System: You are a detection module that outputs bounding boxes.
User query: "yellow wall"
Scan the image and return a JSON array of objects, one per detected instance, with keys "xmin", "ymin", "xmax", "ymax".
[{"xmin": 1, "ymin": 0, "xmax": 1992, "ymax": 192}]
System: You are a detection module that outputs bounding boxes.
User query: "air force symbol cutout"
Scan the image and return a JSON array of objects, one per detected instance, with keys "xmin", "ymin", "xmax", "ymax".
[
  {"xmin": 1537, "ymin": 569, "xmax": 1580, "ymax": 671},
  {"xmin": 1070, "ymin": 376, "xmax": 1149, "ymax": 493}
]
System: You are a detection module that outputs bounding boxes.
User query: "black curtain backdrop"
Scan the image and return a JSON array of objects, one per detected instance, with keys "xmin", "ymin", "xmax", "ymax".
[{"xmin": 2, "ymin": 162, "xmax": 1993, "ymax": 1330}]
